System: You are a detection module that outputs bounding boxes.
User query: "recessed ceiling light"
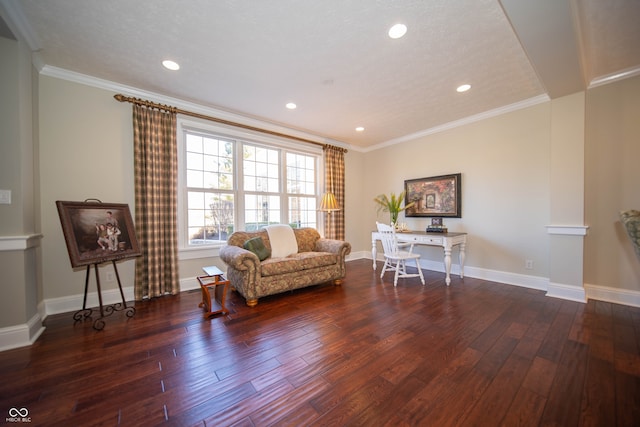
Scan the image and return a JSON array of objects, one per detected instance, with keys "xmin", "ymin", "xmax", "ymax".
[
  {"xmin": 286, "ymin": 102, "xmax": 297, "ymax": 109},
  {"xmin": 355, "ymin": 127, "xmax": 365, "ymax": 132},
  {"xmin": 162, "ymin": 60, "xmax": 180, "ymax": 71},
  {"xmin": 457, "ymin": 84, "xmax": 471, "ymax": 92},
  {"xmin": 388, "ymin": 24, "xmax": 407, "ymax": 39}
]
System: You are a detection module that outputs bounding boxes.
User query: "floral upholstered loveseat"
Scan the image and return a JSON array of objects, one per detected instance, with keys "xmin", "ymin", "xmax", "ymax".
[
  {"xmin": 620, "ymin": 210, "xmax": 640, "ymax": 257},
  {"xmin": 219, "ymin": 226, "xmax": 351, "ymax": 306}
]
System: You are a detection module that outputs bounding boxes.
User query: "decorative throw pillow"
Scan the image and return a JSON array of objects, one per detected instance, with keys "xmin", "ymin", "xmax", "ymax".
[
  {"xmin": 265, "ymin": 224, "xmax": 298, "ymax": 258},
  {"xmin": 243, "ymin": 237, "xmax": 271, "ymax": 261}
]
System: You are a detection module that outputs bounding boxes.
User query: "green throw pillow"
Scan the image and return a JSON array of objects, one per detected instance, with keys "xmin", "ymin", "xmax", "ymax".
[{"xmin": 243, "ymin": 237, "xmax": 271, "ymax": 261}]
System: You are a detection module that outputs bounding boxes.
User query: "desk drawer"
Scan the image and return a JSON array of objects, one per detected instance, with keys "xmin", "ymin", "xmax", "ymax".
[{"xmin": 409, "ymin": 236, "xmax": 443, "ymax": 245}]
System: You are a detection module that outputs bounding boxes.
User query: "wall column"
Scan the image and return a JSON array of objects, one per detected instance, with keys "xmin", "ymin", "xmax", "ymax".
[
  {"xmin": 0, "ymin": 36, "xmax": 44, "ymax": 351},
  {"xmin": 546, "ymin": 92, "xmax": 588, "ymax": 302}
]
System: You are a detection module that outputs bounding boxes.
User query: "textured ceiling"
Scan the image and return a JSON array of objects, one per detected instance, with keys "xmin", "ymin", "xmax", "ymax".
[{"xmin": 1, "ymin": 0, "xmax": 639, "ymax": 150}]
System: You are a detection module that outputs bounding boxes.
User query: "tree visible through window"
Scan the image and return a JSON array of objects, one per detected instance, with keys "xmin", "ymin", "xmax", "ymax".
[{"xmin": 185, "ymin": 132, "xmax": 234, "ymax": 244}]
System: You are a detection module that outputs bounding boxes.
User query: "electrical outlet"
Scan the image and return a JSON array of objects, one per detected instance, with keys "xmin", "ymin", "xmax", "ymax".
[
  {"xmin": 525, "ymin": 260, "xmax": 534, "ymax": 270},
  {"xmin": 0, "ymin": 189, "xmax": 11, "ymax": 204}
]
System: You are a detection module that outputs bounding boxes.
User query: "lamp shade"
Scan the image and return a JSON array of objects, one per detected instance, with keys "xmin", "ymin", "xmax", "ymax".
[{"xmin": 319, "ymin": 192, "xmax": 341, "ymax": 212}]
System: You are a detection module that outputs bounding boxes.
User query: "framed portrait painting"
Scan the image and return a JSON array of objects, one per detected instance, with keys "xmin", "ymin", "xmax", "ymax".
[
  {"xmin": 404, "ymin": 173, "xmax": 462, "ymax": 218},
  {"xmin": 56, "ymin": 200, "xmax": 141, "ymax": 268}
]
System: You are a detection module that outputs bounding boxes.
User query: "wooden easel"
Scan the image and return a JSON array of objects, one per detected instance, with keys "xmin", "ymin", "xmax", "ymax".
[{"xmin": 73, "ymin": 260, "xmax": 136, "ymax": 330}]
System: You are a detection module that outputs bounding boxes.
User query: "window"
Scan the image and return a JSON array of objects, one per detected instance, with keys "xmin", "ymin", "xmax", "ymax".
[
  {"xmin": 178, "ymin": 120, "xmax": 321, "ymax": 255},
  {"xmin": 185, "ymin": 132, "xmax": 234, "ymax": 245},
  {"xmin": 243, "ymin": 144, "xmax": 281, "ymax": 231},
  {"xmin": 286, "ymin": 152, "xmax": 318, "ymax": 228}
]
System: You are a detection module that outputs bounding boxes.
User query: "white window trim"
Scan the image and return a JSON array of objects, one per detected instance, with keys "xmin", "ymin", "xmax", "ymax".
[{"xmin": 177, "ymin": 117, "xmax": 324, "ymax": 260}]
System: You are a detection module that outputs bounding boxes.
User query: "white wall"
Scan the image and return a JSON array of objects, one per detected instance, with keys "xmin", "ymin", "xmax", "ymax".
[
  {"xmin": 35, "ymin": 72, "xmax": 640, "ymax": 316},
  {"xmin": 584, "ymin": 75, "xmax": 640, "ymax": 293},
  {"xmin": 0, "ymin": 35, "xmax": 42, "ymax": 348},
  {"xmin": 3, "ymin": 44, "xmax": 638, "ymax": 351},
  {"xmin": 0, "ymin": 37, "xmax": 21, "ymax": 235},
  {"xmin": 343, "ymin": 149, "xmax": 366, "ymax": 252},
  {"xmin": 36, "ymin": 75, "xmax": 369, "ymax": 309},
  {"xmin": 39, "ymin": 76, "xmax": 137, "ymax": 300},
  {"xmin": 361, "ymin": 103, "xmax": 551, "ymax": 278},
  {"xmin": 546, "ymin": 92, "xmax": 587, "ymax": 302}
]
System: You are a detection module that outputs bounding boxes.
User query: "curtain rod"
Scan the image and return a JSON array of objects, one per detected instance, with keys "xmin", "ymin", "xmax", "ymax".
[{"xmin": 114, "ymin": 94, "xmax": 347, "ymax": 153}]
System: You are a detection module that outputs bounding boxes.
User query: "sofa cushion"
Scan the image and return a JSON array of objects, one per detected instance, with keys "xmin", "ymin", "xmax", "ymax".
[
  {"xmin": 265, "ymin": 224, "xmax": 298, "ymax": 258},
  {"xmin": 294, "ymin": 228, "xmax": 321, "ymax": 252},
  {"xmin": 243, "ymin": 237, "xmax": 271, "ymax": 261},
  {"xmin": 260, "ymin": 252, "xmax": 338, "ymax": 277}
]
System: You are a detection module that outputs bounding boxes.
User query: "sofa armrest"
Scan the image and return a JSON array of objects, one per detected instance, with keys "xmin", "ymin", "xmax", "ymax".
[
  {"xmin": 315, "ymin": 238, "xmax": 352, "ymax": 257},
  {"xmin": 219, "ymin": 245, "xmax": 260, "ymax": 271}
]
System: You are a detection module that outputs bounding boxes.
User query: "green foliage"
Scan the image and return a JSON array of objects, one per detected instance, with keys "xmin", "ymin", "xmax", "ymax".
[{"xmin": 373, "ymin": 191, "xmax": 414, "ymax": 224}]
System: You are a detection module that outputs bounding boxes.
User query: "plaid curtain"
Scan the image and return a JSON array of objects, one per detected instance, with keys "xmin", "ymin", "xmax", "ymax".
[
  {"xmin": 323, "ymin": 145, "xmax": 346, "ymax": 240},
  {"xmin": 132, "ymin": 105, "xmax": 180, "ymax": 300}
]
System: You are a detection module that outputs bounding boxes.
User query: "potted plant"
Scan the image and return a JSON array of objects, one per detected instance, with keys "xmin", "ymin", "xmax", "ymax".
[{"xmin": 373, "ymin": 191, "xmax": 414, "ymax": 225}]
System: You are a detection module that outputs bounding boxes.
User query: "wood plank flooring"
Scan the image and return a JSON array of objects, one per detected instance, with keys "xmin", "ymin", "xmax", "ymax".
[{"xmin": 1, "ymin": 259, "xmax": 639, "ymax": 426}]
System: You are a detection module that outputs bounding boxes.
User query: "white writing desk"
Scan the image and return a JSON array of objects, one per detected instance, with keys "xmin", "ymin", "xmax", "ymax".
[{"xmin": 372, "ymin": 230, "xmax": 467, "ymax": 285}]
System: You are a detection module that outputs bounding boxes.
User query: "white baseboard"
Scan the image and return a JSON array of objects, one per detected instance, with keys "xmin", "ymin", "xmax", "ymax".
[
  {"xmin": 39, "ymin": 260, "xmax": 640, "ymax": 312},
  {"xmin": 346, "ymin": 251, "xmax": 370, "ymax": 261},
  {"xmin": 546, "ymin": 282, "xmax": 587, "ymax": 303},
  {"xmin": 43, "ymin": 277, "xmax": 202, "ymax": 317},
  {"xmin": 39, "ymin": 255, "xmax": 551, "ymax": 317},
  {"xmin": 0, "ymin": 279, "xmax": 196, "ymax": 353},
  {"xmin": 365, "ymin": 252, "xmax": 549, "ymax": 291},
  {"xmin": 585, "ymin": 283, "xmax": 640, "ymax": 308},
  {"xmin": 423, "ymin": 259, "xmax": 551, "ymax": 291},
  {"xmin": 44, "ymin": 286, "xmax": 136, "ymax": 316},
  {"xmin": 0, "ymin": 313, "xmax": 45, "ymax": 352},
  {"xmin": 362, "ymin": 253, "xmax": 640, "ymax": 307},
  {"xmin": 181, "ymin": 277, "xmax": 200, "ymax": 292}
]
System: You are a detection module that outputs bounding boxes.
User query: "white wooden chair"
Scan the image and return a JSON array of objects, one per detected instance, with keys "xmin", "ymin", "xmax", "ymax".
[{"xmin": 376, "ymin": 222, "xmax": 425, "ymax": 286}]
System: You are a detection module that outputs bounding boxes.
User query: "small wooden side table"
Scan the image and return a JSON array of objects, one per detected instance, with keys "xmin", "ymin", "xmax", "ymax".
[{"xmin": 197, "ymin": 265, "xmax": 230, "ymax": 318}]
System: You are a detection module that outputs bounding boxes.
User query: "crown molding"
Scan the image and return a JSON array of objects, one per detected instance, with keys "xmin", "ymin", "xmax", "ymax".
[
  {"xmin": 362, "ymin": 94, "xmax": 550, "ymax": 152},
  {"xmin": 588, "ymin": 65, "xmax": 640, "ymax": 89},
  {"xmin": 32, "ymin": 62, "xmax": 640, "ymax": 155},
  {"xmin": 36, "ymin": 64, "xmax": 556, "ymax": 156},
  {"xmin": 38, "ymin": 64, "xmax": 351, "ymax": 151}
]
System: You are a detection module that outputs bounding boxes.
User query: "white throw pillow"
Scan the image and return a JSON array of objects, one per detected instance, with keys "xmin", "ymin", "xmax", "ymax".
[{"xmin": 265, "ymin": 224, "xmax": 298, "ymax": 258}]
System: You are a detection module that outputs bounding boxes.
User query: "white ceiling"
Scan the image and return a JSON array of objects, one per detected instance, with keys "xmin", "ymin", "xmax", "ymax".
[{"xmin": 1, "ymin": 0, "xmax": 639, "ymax": 150}]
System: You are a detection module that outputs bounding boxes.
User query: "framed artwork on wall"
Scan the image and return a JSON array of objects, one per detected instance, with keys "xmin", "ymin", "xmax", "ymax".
[
  {"xmin": 56, "ymin": 200, "xmax": 141, "ymax": 268},
  {"xmin": 404, "ymin": 173, "xmax": 462, "ymax": 218}
]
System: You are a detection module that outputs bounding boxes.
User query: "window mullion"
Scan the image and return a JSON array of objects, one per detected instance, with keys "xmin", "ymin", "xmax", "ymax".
[
  {"xmin": 281, "ymin": 150, "xmax": 288, "ymax": 222},
  {"xmin": 236, "ymin": 141, "xmax": 245, "ymax": 229}
]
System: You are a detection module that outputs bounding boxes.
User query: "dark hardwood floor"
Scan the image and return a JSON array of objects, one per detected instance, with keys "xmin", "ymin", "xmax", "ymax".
[{"xmin": 1, "ymin": 259, "xmax": 639, "ymax": 426}]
